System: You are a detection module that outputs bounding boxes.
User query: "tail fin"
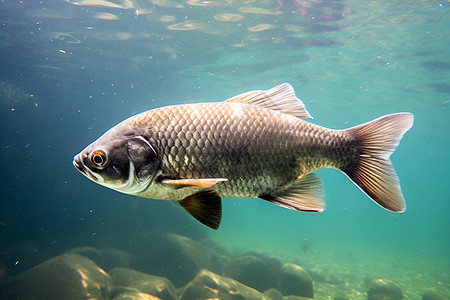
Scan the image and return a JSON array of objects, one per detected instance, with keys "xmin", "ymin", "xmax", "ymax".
[{"xmin": 344, "ymin": 113, "xmax": 414, "ymax": 212}]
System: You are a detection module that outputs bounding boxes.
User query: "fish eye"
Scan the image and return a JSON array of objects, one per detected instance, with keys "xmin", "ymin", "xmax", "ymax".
[{"xmin": 90, "ymin": 150, "xmax": 108, "ymax": 168}]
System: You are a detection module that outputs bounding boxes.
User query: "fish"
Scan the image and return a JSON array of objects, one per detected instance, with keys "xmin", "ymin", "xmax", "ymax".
[
  {"xmin": 300, "ymin": 238, "xmax": 311, "ymax": 254},
  {"xmin": 73, "ymin": 83, "xmax": 414, "ymax": 230}
]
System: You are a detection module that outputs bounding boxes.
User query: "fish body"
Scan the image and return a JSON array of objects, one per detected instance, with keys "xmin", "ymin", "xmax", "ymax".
[
  {"xmin": 73, "ymin": 83, "xmax": 414, "ymax": 229},
  {"xmin": 131, "ymin": 101, "xmax": 348, "ymax": 201}
]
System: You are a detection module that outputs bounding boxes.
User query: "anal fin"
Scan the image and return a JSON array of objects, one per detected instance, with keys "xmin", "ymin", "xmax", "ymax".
[
  {"xmin": 260, "ymin": 173, "xmax": 325, "ymax": 212},
  {"xmin": 178, "ymin": 190, "xmax": 222, "ymax": 230}
]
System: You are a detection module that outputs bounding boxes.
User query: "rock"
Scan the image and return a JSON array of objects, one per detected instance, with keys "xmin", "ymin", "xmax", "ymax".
[
  {"xmin": 66, "ymin": 246, "xmax": 104, "ymax": 267},
  {"xmin": 422, "ymin": 291, "xmax": 447, "ymax": 300},
  {"xmin": 111, "ymin": 286, "xmax": 161, "ymax": 299},
  {"xmin": 111, "ymin": 286, "xmax": 141, "ymax": 297},
  {"xmin": 279, "ymin": 263, "xmax": 314, "ymax": 298},
  {"xmin": 367, "ymin": 279, "xmax": 403, "ymax": 300},
  {"xmin": 222, "ymin": 255, "xmax": 278, "ymax": 292},
  {"xmin": 109, "ymin": 267, "xmax": 177, "ymax": 300},
  {"xmin": 0, "ymin": 253, "xmax": 112, "ymax": 300},
  {"xmin": 100, "ymin": 248, "xmax": 136, "ymax": 271},
  {"xmin": 245, "ymin": 251, "xmax": 283, "ymax": 272},
  {"xmin": 113, "ymin": 292, "xmax": 158, "ymax": 300},
  {"xmin": 113, "ymin": 292, "xmax": 160, "ymax": 300},
  {"xmin": 283, "ymin": 296, "xmax": 314, "ymax": 300},
  {"xmin": 111, "ymin": 286, "xmax": 160, "ymax": 299},
  {"xmin": 178, "ymin": 269, "xmax": 271, "ymax": 300},
  {"xmin": 138, "ymin": 232, "xmax": 225, "ymax": 286},
  {"xmin": 264, "ymin": 288, "xmax": 284, "ymax": 300}
]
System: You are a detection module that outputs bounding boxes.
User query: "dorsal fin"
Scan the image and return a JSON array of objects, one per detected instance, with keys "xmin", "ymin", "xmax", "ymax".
[{"xmin": 225, "ymin": 83, "xmax": 313, "ymax": 118}]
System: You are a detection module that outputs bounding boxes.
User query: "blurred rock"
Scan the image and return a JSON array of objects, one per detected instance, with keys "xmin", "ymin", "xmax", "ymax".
[
  {"xmin": 178, "ymin": 269, "xmax": 270, "ymax": 300},
  {"xmin": 111, "ymin": 286, "xmax": 141, "ymax": 297},
  {"xmin": 246, "ymin": 251, "xmax": 283, "ymax": 272},
  {"xmin": 264, "ymin": 288, "xmax": 284, "ymax": 300},
  {"xmin": 365, "ymin": 276, "xmax": 375, "ymax": 286},
  {"xmin": 334, "ymin": 296, "xmax": 350, "ymax": 300},
  {"xmin": 283, "ymin": 296, "xmax": 314, "ymax": 300},
  {"xmin": 0, "ymin": 253, "xmax": 112, "ymax": 300},
  {"xmin": 0, "ymin": 260, "xmax": 7, "ymax": 280},
  {"xmin": 100, "ymin": 248, "xmax": 137, "ymax": 271},
  {"xmin": 279, "ymin": 263, "xmax": 314, "ymax": 298},
  {"xmin": 138, "ymin": 232, "xmax": 226, "ymax": 286},
  {"xmin": 113, "ymin": 291, "xmax": 160, "ymax": 300},
  {"xmin": 0, "ymin": 240, "xmax": 52, "ymax": 275},
  {"xmin": 367, "ymin": 279, "xmax": 403, "ymax": 300},
  {"xmin": 222, "ymin": 255, "xmax": 278, "ymax": 292},
  {"xmin": 422, "ymin": 291, "xmax": 447, "ymax": 300},
  {"xmin": 109, "ymin": 267, "xmax": 177, "ymax": 300},
  {"xmin": 66, "ymin": 246, "xmax": 104, "ymax": 267}
]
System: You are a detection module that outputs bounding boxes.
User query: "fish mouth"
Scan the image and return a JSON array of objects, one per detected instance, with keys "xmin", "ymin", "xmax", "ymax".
[{"xmin": 73, "ymin": 154, "xmax": 103, "ymax": 183}]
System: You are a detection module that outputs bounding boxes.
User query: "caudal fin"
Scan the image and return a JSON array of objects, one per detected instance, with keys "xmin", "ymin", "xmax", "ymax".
[{"xmin": 344, "ymin": 113, "xmax": 414, "ymax": 212}]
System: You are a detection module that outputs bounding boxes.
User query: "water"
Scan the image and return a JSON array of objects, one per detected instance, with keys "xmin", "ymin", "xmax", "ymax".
[{"xmin": 0, "ymin": 0, "xmax": 449, "ymax": 299}]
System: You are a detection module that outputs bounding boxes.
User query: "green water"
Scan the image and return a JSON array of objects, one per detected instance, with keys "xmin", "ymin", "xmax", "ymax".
[{"xmin": 0, "ymin": 0, "xmax": 448, "ymax": 299}]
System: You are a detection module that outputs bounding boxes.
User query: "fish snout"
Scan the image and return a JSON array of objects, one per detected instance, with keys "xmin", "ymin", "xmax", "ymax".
[{"xmin": 73, "ymin": 155, "xmax": 85, "ymax": 174}]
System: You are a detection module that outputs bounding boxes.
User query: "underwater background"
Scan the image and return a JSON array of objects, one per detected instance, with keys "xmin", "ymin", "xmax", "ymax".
[{"xmin": 0, "ymin": 0, "xmax": 449, "ymax": 299}]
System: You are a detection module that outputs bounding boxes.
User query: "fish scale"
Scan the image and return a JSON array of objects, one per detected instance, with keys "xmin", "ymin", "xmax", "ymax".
[{"xmin": 130, "ymin": 102, "xmax": 351, "ymax": 198}]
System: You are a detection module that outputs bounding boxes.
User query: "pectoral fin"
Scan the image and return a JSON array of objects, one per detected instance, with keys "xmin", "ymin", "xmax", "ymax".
[
  {"xmin": 162, "ymin": 178, "xmax": 228, "ymax": 188},
  {"xmin": 178, "ymin": 190, "xmax": 222, "ymax": 230},
  {"xmin": 260, "ymin": 173, "xmax": 325, "ymax": 212}
]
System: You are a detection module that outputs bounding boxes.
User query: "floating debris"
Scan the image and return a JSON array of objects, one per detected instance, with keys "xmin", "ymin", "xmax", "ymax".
[
  {"xmin": 150, "ymin": 0, "xmax": 184, "ymax": 8},
  {"xmin": 95, "ymin": 12, "xmax": 119, "ymax": 20},
  {"xmin": 160, "ymin": 15, "xmax": 176, "ymax": 23},
  {"xmin": 168, "ymin": 21, "xmax": 205, "ymax": 31},
  {"xmin": 248, "ymin": 23, "xmax": 277, "ymax": 32},
  {"xmin": 285, "ymin": 24, "xmax": 303, "ymax": 33},
  {"xmin": 187, "ymin": 0, "xmax": 231, "ymax": 6},
  {"xmin": 65, "ymin": 0, "xmax": 135, "ymax": 9},
  {"xmin": 116, "ymin": 32, "xmax": 132, "ymax": 40},
  {"xmin": 213, "ymin": 13, "xmax": 244, "ymax": 22},
  {"xmin": 51, "ymin": 33, "xmax": 81, "ymax": 44},
  {"xmin": 135, "ymin": 8, "xmax": 153, "ymax": 15},
  {"xmin": 239, "ymin": 7, "xmax": 281, "ymax": 15}
]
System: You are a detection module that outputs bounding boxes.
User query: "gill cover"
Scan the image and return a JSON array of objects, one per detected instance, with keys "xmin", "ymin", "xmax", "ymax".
[
  {"xmin": 126, "ymin": 137, "xmax": 159, "ymax": 183},
  {"xmin": 105, "ymin": 135, "xmax": 159, "ymax": 194}
]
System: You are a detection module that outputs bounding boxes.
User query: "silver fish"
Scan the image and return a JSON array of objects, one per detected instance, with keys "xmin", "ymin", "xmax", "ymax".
[{"xmin": 73, "ymin": 83, "xmax": 414, "ymax": 229}]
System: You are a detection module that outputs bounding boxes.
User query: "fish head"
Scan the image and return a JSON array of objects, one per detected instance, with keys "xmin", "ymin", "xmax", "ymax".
[{"xmin": 73, "ymin": 122, "xmax": 159, "ymax": 195}]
